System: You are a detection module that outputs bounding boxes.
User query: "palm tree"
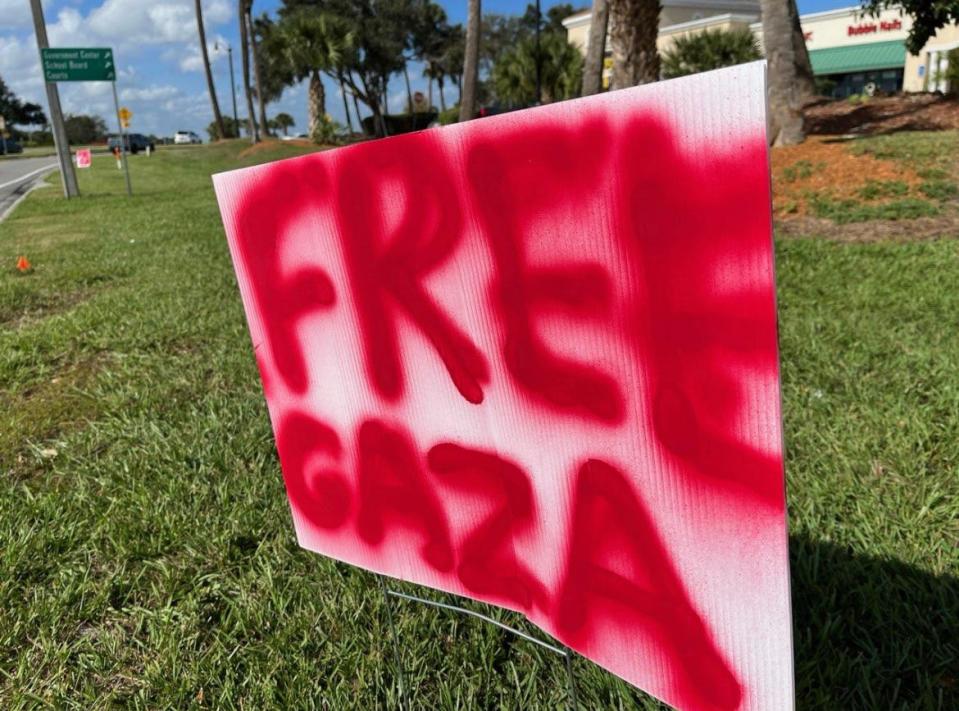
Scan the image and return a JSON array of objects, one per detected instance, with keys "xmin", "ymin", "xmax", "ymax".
[
  {"xmin": 661, "ymin": 28, "xmax": 761, "ymax": 79},
  {"xmin": 459, "ymin": 0, "xmax": 481, "ymax": 121},
  {"xmin": 239, "ymin": 0, "xmax": 258, "ymax": 142},
  {"xmin": 492, "ymin": 33, "xmax": 582, "ymax": 105},
  {"xmin": 423, "ymin": 59, "xmax": 445, "ymax": 110},
  {"xmin": 195, "ymin": 0, "xmax": 226, "ymax": 139},
  {"xmin": 274, "ymin": 12, "xmax": 350, "ymax": 140},
  {"xmin": 246, "ymin": 2, "xmax": 270, "ymax": 136},
  {"xmin": 443, "ymin": 24, "xmax": 465, "ymax": 107},
  {"xmin": 609, "ymin": 0, "xmax": 661, "ymax": 89},
  {"xmin": 272, "ymin": 112, "xmax": 295, "ymax": 136},
  {"xmin": 761, "ymin": 0, "xmax": 816, "ymax": 145},
  {"xmin": 582, "ymin": 0, "xmax": 609, "ymax": 96}
]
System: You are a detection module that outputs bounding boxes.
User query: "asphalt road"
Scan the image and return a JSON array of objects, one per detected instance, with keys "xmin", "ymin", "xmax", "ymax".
[{"xmin": 0, "ymin": 157, "xmax": 59, "ymax": 219}]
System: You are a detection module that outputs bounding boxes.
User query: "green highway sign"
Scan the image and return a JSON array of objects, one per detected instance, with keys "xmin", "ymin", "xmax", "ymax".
[{"xmin": 41, "ymin": 47, "xmax": 115, "ymax": 82}]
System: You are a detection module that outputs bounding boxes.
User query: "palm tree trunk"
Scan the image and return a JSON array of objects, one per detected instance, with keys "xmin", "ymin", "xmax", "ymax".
[
  {"xmin": 789, "ymin": 0, "xmax": 817, "ymax": 102},
  {"xmin": 339, "ymin": 75, "xmax": 354, "ymax": 134},
  {"xmin": 403, "ymin": 63, "xmax": 414, "ymax": 113},
  {"xmin": 427, "ymin": 76, "xmax": 433, "ymax": 109},
  {"xmin": 247, "ymin": 7, "xmax": 269, "ymax": 137},
  {"xmin": 609, "ymin": 0, "xmax": 661, "ymax": 89},
  {"xmin": 238, "ymin": 0, "xmax": 258, "ymax": 142},
  {"xmin": 582, "ymin": 0, "xmax": 610, "ymax": 95},
  {"xmin": 308, "ymin": 70, "xmax": 326, "ymax": 139},
  {"xmin": 438, "ymin": 75, "xmax": 446, "ymax": 111},
  {"xmin": 195, "ymin": 0, "xmax": 225, "ymax": 139},
  {"xmin": 352, "ymin": 92, "xmax": 363, "ymax": 128},
  {"xmin": 762, "ymin": 0, "xmax": 810, "ymax": 145},
  {"xmin": 460, "ymin": 0, "xmax": 481, "ymax": 121}
]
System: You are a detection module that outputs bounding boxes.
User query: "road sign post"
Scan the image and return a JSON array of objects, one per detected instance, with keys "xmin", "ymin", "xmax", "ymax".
[
  {"xmin": 29, "ymin": 0, "xmax": 79, "ymax": 199},
  {"xmin": 111, "ymin": 85, "xmax": 133, "ymax": 196}
]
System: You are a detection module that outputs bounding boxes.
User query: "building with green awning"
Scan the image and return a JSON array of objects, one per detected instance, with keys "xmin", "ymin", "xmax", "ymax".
[
  {"xmin": 564, "ymin": 3, "xmax": 957, "ymax": 96},
  {"xmin": 809, "ymin": 40, "xmax": 909, "ymax": 97}
]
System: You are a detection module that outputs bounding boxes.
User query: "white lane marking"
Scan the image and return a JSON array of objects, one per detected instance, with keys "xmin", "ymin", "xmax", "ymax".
[{"xmin": 0, "ymin": 163, "xmax": 59, "ymax": 191}]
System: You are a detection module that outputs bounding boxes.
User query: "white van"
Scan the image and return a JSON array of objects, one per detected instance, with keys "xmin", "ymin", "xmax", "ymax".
[{"xmin": 174, "ymin": 130, "xmax": 201, "ymax": 145}]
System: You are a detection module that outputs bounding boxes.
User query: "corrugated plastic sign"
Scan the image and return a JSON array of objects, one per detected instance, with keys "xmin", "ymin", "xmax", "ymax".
[{"xmin": 213, "ymin": 62, "xmax": 793, "ymax": 711}]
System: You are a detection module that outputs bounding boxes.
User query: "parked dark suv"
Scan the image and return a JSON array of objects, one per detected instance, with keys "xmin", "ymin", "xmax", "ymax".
[
  {"xmin": 0, "ymin": 137, "xmax": 23, "ymax": 154},
  {"xmin": 107, "ymin": 133, "xmax": 155, "ymax": 154}
]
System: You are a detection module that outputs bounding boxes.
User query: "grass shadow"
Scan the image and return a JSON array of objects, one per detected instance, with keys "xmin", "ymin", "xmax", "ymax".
[{"xmin": 791, "ymin": 534, "xmax": 958, "ymax": 709}]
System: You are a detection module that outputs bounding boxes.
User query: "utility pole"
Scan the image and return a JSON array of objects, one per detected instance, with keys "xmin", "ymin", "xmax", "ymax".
[{"xmin": 29, "ymin": 0, "xmax": 79, "ymax": 198}]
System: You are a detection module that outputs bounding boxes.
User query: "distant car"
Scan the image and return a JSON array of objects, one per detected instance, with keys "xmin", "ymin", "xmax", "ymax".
[
  {"xmin": 108, "ymin": 133, "xmax": 155, "ymax": 154},
  {"xmin": 0, "ymin": 137, "xmax": 23, "ymax": 154},
  {"xmin": 174, "ymin": 130, "xmax": 201, "ymax": 145}
]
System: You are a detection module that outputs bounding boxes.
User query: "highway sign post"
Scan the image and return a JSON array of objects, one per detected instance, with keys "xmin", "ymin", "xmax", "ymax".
[{"xmin": 29, "ymin": 0, "xmax": 79, "ymax": 198}]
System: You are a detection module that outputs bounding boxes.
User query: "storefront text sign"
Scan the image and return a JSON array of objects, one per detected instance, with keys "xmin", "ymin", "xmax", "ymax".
[
  {"xmin": 848, "ymin": 18, "xmax": 903, "ymax": 35},
  {"xmin": 213, "ymin": 62, "xmax": 792, "ymax": 711}
]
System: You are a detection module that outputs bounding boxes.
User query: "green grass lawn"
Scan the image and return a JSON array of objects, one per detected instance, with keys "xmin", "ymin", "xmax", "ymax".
[{"xmin": 1, "ymin": 137, "xmax": 957, "ymax": 710}]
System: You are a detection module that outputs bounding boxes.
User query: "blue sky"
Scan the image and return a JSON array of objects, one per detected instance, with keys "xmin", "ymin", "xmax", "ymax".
[{"xmin": 0, "ymin": 0, "xmax": 855, "ymax": 137}]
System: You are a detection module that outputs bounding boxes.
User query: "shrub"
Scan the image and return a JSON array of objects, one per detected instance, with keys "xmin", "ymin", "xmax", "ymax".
[{"xmin": 438, "ymin": 106, "xmax": 459, "ymax": 126}]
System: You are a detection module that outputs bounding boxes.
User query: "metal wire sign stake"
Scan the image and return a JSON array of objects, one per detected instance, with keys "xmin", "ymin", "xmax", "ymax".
[{"xmin": 377, "ymin": 574, "xmax": 579, "ymax": 711}]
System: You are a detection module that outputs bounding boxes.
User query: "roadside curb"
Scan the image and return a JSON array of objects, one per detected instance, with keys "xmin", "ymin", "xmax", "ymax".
[{"xmin": 0, "ymin": 171, "xmax": 55, "ymax": 223}]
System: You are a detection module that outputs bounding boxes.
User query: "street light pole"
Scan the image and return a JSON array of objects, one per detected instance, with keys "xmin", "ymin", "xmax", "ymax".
[
  {"xmin": 228, "ymin": 46, "xmax": 238, "ymax": 132},
  {"xmin": 215, "ymin": 41, "xmax": 239, "ymax": 137}
]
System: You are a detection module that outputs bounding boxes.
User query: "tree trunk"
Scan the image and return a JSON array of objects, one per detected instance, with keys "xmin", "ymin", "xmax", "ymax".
[
  {"xmin": 609, "ymin": 0, "xmax": 661, "ymax": 89},
  {"xmin": 247, "ymin": 7, "xmax": 269, "ymax": 136},
  {"xmin": 460, "ymin": 0, "xmax": 481, "ymax": 121},
  {"xmin": 339, "ymin": 75, "xmax": 354, "ymax": 134},
  {"xmin": 308, "ymin": 70, "xmax": 326, "ymax": 139},
  {"xmin": 582, "ymin": 0, "xmax": 610, "ymax": 96},
  {"xmin": 195, "ymin": 0, "xmax": 225, "ymax": 139},
  {"xmin": 427, "ymin": 76, "xmax": 433, "ymax": 109},
  {"xmin": 789, "ymin": 0, "xmax": 817, "ymax": 102},
  {"xmin": 438, "ymin": 75, "xmax": 447, "ymax": 111},
  {"xmin": 403, "ymin": 63, "xmax": 414, "ymax": 112},
  {"xmin": 238, "ymin": 0, "xmax": 258, "ymax": 142},
  {"xmin": 352, "ymin": 92, "xmax": 363, "ymax": 129},
  {"xmin": 761, "ymin": 0, "xmax": 809, "ymax": 145}
]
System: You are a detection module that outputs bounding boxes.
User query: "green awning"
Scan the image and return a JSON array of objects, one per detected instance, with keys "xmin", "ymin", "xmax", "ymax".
[{"xmin": 809, "ymin": 40, "xmax": 907, "ymax": 75}]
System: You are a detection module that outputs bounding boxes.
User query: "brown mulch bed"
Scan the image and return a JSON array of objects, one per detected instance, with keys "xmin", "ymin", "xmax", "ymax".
[
  {"xmin": 804, "ymin": 93, "xmax": 959, "ymax": 136},
  {"xmin": 237, "ymin": 138, "xmax": 318, "ymax": 157},
  {"xmin": 770, "ymin": 136, "xmax": 924, "ymax": 218}
]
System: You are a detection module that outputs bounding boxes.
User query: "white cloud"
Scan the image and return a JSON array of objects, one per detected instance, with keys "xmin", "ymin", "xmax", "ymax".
[
  {"xmin": 41, "ymin": 0, "xmax": 231, "ymax": 51},
  {"xmin": 177, "ymin": 34, "xmax": 226, "ymax": 73},
  {"xmin": 0, "ymin": 0, "xmax": 32, "ymax": 29},
  {"xmin": 0, "ymin": 34, "xmax": 44, "ymax": 99},
  {"xmin": 120, "ymin": 84, "xmax": 181, "ymax": 101}
]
